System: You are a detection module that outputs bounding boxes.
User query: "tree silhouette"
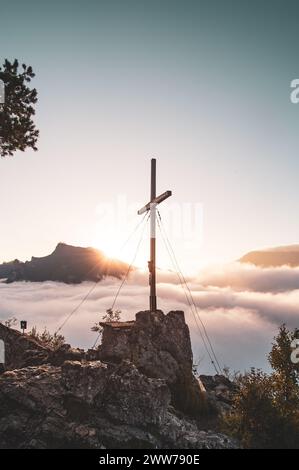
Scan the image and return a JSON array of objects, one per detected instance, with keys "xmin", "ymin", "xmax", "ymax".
[{"xmin": 0, "ymin": 59, "xmax": 39, "ymax": 157}]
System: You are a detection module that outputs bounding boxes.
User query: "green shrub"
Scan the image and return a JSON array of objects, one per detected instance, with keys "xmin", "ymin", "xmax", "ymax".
[
  {"xmin": 28, "ymin": 326, "xmax": 65, "ymax": 350},
  {"xmin": 223, "ymin": 325, "xmax": 299, "ymax": 449}
]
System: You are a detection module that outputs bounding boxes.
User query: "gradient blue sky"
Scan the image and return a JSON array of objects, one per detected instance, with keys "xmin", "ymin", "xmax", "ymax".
[{"xmin": 1, "ymin": 0, "xmax": 299, "ymax": 273}]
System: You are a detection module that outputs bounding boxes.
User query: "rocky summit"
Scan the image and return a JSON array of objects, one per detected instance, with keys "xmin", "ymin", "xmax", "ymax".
[{"xmin": 0, "ymin": 310, "xmax": 239, "ymax": 449}]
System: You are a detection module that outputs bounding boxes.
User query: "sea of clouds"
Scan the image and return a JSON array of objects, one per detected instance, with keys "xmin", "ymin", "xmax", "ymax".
[{"xmin": 0, "ymin": 262, "xmax": 299, "ymax": 374}]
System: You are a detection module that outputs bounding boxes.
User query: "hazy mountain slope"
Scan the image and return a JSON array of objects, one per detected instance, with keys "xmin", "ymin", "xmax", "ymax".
[
  {"xmin": 0, "ymin": 243, "xmax": 129, "ymax": 283},
  {"xmin": 240, "ymin": 245, "xmax": 299, "ymax": 267}
]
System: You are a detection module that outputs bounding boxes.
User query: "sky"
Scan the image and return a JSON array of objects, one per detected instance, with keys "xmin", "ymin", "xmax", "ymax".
[
  {"xmin": 1, "ymin": 0, "xmax": 299, "ymax": 274},
  {"xmin": 1, "ymin": 1, "xmax": 299, "ymax": 372},
  {"xmin": 1, "ymin": 0, "xmax": 299, "ymax": 273}
]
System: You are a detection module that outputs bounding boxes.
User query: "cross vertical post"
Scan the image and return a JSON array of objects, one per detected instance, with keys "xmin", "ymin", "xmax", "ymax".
[
  {"xmin": 150, "ymin": 158, "xmax": 157, "ymax": 312},
  {"xmin": 138, "ymin": 159, "xmax": 172, "ymax": 312}
]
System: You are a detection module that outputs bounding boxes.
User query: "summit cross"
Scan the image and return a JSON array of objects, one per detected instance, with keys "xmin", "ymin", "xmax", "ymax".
[{"xmin": 138, "ymin": 158, "xmax": 172, "ymax": 311}]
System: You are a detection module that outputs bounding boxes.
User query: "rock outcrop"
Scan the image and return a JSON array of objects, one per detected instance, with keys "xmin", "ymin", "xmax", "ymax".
[
  {"xmin": 0, "ymin": 323, "xmax": 86, "ymax": 371},
  {"xmin": 0, "ymin": 310, "xmax": 239, "ymax": 449},
  {"xmin": 200, "ymin": 374, "xmax": 239, "ymax": 414},
  {"xmin": 0, "ymin": 322, "xmax": 50, "ymax": 370},
  {"xmin": 98, "ymin": 310, "xmax": 205, "ymax": 415},
  {"xmin": 0, "ymin": 361, "xmax": 238, "ymax": 449}
]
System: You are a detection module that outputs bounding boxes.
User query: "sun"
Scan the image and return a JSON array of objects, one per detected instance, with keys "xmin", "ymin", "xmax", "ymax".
[{"xmin": 94, "ymin": 235, "xmax": 121, "ymax": 260}]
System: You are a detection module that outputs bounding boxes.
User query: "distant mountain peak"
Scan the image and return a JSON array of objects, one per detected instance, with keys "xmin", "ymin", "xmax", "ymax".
[
  {"xmin": 0, "ymin": 243, "xmax": 129, "ymax": 284},
  {"xmin": 240, "ymin": 244, "xmax": 299, "ymax": 267}
]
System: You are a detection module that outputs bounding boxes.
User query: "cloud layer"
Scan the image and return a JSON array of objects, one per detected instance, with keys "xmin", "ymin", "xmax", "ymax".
[
  {"xmin": 197, "ymin": 262, "xmax": 299, "ymax": 293},
  {"xmin": 0, "ymin": 262, "xmax": 298, "ymax": 374}
]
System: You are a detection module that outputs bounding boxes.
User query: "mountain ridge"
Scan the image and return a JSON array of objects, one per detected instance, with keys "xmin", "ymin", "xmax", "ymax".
[
  {"xmin": 0, "ymin": 242, "xmax": 129, "ymax": 284},
  {"xmin": 239, "ymin": 244, "xmax": 299, "ymax": 267}
]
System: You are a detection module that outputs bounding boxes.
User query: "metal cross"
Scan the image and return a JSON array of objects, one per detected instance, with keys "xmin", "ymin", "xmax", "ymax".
[{"xmin": 138, "ymin": 158, "xmax": 172, "ymax": 311}]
